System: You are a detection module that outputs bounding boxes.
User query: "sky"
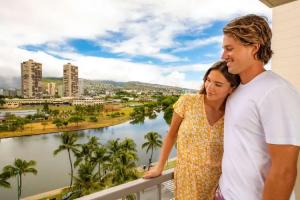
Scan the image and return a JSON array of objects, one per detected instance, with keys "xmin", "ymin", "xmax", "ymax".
[{"xmin": 0, "ymin": 0, "xmax": 271, "ymax": 89}]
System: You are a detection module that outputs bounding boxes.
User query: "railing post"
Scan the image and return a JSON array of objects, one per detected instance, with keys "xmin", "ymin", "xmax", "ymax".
[
  {"xmin": 136, "ymin": 192, "xmax": 140, "ymax": 200},
  {"xmin": 157, "ymin": 184, "xmax": 162, "ymax": 200}
]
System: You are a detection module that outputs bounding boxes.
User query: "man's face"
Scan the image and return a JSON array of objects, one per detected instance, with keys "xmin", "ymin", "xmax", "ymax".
[{"xmin": 221, "ymin": 34, "xmax": 255, "ymax": 75}]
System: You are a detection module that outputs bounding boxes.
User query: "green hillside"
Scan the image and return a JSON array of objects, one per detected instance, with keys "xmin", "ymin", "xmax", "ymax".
[{"xmin": 42, "ymin": 77, "xmax": 63, "ymax": 85}]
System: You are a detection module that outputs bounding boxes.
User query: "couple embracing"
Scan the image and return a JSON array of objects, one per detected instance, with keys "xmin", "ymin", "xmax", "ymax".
[{"xmin": 144, "ymin": 14, "xmax": 300, "ymax": 200}]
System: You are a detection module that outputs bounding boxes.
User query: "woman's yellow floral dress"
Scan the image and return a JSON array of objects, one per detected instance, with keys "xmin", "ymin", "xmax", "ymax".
[{"xmin": 173, "ymin": 93, "xmax": 224, "ymax": 200}]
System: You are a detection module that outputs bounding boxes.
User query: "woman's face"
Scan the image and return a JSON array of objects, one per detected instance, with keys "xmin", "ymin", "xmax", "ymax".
[{"xmin": 204, "ymin": 70, "xmax": 234, "ymax": 101}]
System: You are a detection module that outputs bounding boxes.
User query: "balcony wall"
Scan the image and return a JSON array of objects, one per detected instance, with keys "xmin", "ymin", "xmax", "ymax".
[
  {"xmin": 77, "ymin": 168, "xmax": 174, "ymax": 200},
  {"xmin": 271, "ymin": 1, "xmax": 300, "ymax": 198},
  {"xmin": 272, "ymin": 0, "xmax": 300, "ymax": 92}
]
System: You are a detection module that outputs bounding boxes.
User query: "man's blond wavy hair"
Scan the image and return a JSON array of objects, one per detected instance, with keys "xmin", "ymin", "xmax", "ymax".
[{"xmin": 223, "ymin": 14, "xmax": 273, "ymax": 64}]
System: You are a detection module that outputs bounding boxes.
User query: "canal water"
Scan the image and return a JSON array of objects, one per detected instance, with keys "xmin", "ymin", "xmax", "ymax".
[{"xmin": 0, "ymin": 112, "xmax": 175, "ymax": 200}]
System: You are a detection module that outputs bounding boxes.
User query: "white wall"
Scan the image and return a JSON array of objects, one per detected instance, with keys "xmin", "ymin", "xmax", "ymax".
[
  {"xmin": 272, "ymin": 0, "xmax": 300, "ymax": 91},
  {"xmin": 272, "ymin": 1, "xmax": 300, "ymax": 198}
]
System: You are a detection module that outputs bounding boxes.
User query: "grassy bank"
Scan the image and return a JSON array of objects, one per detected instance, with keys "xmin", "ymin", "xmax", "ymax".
[
  {"xmin": 0, "ymin": 107, "xmax": 133, "ymax": 139},
  {"xmin": 3, "ymin": 105, "xmax": 74, "ymax": 111}
]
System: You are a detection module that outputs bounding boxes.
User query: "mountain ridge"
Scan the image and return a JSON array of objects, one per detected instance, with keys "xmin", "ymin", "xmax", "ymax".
[{"xmin": 0, "ymin": 76, "xmax": 196, "ymax": 92}]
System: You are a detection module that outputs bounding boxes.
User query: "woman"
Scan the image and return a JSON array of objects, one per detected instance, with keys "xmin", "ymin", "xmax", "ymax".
[{"xmin": 143, "ymin": 61, "xmax": 240, "ymax": 200}]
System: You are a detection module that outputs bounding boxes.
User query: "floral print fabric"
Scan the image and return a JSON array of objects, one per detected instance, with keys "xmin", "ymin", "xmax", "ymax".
[{"xmin": 173, "ymin": 94, "xmax": 224, "ymax": 200}]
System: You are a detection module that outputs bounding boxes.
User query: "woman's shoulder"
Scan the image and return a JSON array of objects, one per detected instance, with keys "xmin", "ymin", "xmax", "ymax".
[{"xmin": 178, "ymin": 93, "xmax": 202, "ymax": 102}]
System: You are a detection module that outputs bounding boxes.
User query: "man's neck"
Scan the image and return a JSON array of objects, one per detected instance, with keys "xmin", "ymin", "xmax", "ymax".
[{"xmin": 240, "ymin": 62, "xmax": 265, "ymax": 84}]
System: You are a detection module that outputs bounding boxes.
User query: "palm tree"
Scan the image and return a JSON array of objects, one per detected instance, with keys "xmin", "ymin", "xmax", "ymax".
[
  {"xmin": 73, "ymin": 136, "xmax": 99, "ymax": 168},
  {"xmin": 142, "ymin": 132, "xmax": 162, "ymax": 170},
  {"xmin": 3, "ymin": 159, "xmax": 37, "ymax": 200},
  {"xmin": 106, "ymin": 139, "xmax": 121, "ymax": 159},
  {"xmin": 73, "ymin": 161, "xmax": 100, "ymax": 197},
  {"xmin": 91, "ymin": 145, "xmax": 108, "ymax": 183},
  {"xmin": 87, "ymin": 136, "xmax": 100, "ymax": 151},
  {"xmin": 110, "ymin": 150, "xmax": 138, "ymax": 186},
  {"xmin": 120, "ymin": 138, "xmax": 137, "ymax": 153},
  {"xmin": 74, "ymin": 143, "xmax": 94, "ymax": 167},
  {"xmin": 54, "ymin": 132, "xmax": 80, "ymax": 189},
  {"xmin": 106, "ymin": 138, "xmax": 138, "ymax": 187},
  {"xmin": 0, "ymin": 171, "xmax": 10, "ymax": 188}
]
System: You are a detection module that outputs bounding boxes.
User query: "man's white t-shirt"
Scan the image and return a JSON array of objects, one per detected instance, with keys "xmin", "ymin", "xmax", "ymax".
[{"xmin": 219, "ymin": 71, "xmax": 300, "ymax": 200}]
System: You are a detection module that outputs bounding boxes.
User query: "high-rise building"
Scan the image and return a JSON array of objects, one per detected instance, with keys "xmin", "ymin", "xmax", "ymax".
[
  {"xmin": 21, "ymin": 59, "xmax": 42, "ymax": 98},
  {"xmin": 47, "ymin": 82, "xmax": 56, "ymax": 96},
  {"xmin": 79, "ymin": 78, "xmax": 84, "ymax": 96},
  {"xmin": 63, "ymin": 63, "xmax": 78, "ymax": 97},
  {"xmin": 57, "ymin": 85, "xmax": 63, "ymax": 97}
]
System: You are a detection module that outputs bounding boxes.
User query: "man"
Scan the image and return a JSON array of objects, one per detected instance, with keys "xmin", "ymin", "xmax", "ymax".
[{"xmin": 217, "ymin": 14, "xmax": 300, "ymax": 200}]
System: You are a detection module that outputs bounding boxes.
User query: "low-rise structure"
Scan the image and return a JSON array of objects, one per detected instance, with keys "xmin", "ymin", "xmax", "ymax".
[{"xmin": 72, "ymin": 98, "xmax": 104, "ymax": 106}]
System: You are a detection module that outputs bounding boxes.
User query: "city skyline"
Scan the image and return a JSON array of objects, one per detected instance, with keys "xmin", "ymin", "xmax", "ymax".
[
  {"xmin": 19, "ymin": 59, "xmax": 79, "ymax": 98},
  {"xmin": 21, "ymin": 59, "xmax": 43, "ymax": 98},
  {"xmin": 0, "ymin": 0, "xmax": 271, "ymax": 89}
]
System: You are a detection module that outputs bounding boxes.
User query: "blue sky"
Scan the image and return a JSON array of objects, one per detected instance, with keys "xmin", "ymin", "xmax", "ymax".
[
  {"xmin": 21, "ymin": 21, "xmax": 225, "ymax": 66},
  {"xmin": 0, "ymin": 0, "xmax": 271, "ymax": 89}
]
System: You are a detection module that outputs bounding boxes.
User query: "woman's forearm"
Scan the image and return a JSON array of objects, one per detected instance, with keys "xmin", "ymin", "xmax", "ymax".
[
  {"xmin": 156, "ymin": 112, "xmax": 182, "ymax": 171},
  {"xmin": 156, "ymin": 132, "xmax": 178, "ymax": 171}
]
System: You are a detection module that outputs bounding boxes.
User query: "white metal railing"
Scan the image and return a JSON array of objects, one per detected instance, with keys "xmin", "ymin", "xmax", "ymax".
[{"xmin": 76, "ymin": 168, "xmax": 174, "ymax": 200}]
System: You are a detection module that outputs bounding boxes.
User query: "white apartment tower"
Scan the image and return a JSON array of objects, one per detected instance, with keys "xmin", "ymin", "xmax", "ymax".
[{"xmin": 63, "ymin": 63, "xmax": 78, "ymax": 97}]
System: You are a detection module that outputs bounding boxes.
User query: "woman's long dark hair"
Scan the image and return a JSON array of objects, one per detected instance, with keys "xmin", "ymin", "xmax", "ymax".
[{"xmin": 199, "ymin": 61, "xmax": 240, "ymax": 94}]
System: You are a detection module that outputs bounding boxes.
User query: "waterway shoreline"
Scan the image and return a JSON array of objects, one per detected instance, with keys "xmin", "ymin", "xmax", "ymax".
[
  {"xmin": 0, "ymin": 107, "xmax": 133, "ymax": 139},
  {"xmin": 0, "ymin": 117, "xmax": 131, "ymax": 139}
]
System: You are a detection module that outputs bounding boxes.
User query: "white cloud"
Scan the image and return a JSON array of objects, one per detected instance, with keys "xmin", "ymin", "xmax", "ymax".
[
  {"xmin": 0, "ymin": 0, "xmax": 271, "ymax": 47},
  {"xmin": 163, "ymin": 63, "xmax": 213, "ymax": 73},
  {"xmin": 173, "ymin": 36, "xmax": 223, "ymax": 52},
  {"xmin": 0, "ymin": 45, "xmax": 203, "ymax": 89},
  {"xmin": 0, "ymin": 0, "xmax": 271, "ymax": 89},
  {"xmin": 161, "ymin": 71, "xmax": 202, "ymax": 89},
  {"xmin": 46, "ymin": 51, "xmax": 203, "ymax": 89}
]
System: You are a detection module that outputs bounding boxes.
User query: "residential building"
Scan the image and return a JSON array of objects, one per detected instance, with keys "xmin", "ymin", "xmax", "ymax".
[
  {"xmin": 57, "ymin": 85, "xmax": 63, "ymax": 97},
  {"xmin": 79, "ymin": 78, "xmax": 84, "ymax": 96},
  {"xmin": 21, "ymin": 59, "xmax": 43, "ymax": 98},
  {"xmin": 47, "ymin": 82, "xmax": 56, "ymax": 96},
  {"xmin": 63, "ymin": 63, "xmax": 78, "ymax": 97}
]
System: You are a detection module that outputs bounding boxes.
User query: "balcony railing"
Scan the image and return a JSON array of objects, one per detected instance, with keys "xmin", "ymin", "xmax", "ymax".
[{"xmin": 77, "ymin": 168, "xmax": 174, "ymax": 200}]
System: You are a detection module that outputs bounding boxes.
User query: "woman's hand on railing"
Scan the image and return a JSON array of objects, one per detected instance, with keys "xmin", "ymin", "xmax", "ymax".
[{"xmin": 143, "ymin": 166, "xmax": 163, "ymax": 179}]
